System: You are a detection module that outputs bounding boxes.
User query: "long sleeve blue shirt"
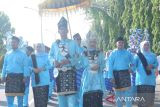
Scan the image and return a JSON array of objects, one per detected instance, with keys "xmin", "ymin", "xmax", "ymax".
[
  {"xmin": 74, "ymin": 46, "xmax": 88, "ymax": 69},
  {"xmin": 134, "ymin": 52, "xmax": 158, "ymax": 86},
  {"xmin": 30, "ymin": 53, "xmax": 51, "ymax": 87},
  {"xmin": 2, "ymin": 49, "xmax": 29, "ymax": 78},
  {"xmin": 49, "ymin": 39, "xmax": 79, "ymax": 67},
  {"xmin": 108, "ymin": 49, "xmax": 134, "ymax": 79},
  {"xmin": 81, "ymin": 50, "xmax": 106, "ymax": 93}
]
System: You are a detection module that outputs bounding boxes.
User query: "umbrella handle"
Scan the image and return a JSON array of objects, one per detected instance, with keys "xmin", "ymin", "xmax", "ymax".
[{"xmin": 65, "ymin": 6, "xmax": 72, "ymax": 39}]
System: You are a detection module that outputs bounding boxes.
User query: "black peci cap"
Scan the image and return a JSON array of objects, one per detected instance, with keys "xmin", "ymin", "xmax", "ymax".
[
  {"xmin": 11, "ymin": 36, "xmax": 20, "ymax": 42},
  {"xmin": 57, "ymin": 16, "xmax": 68, "ymax": 29},
  {"xmin": 116, "ymin": 36, "xmax": 124, "ymax": 42}
]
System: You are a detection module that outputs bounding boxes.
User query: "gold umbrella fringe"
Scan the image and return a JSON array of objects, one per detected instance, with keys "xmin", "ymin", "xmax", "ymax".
[{"xmin": 39, "ymin": 0, "xmax": 90, "ymax": 13}]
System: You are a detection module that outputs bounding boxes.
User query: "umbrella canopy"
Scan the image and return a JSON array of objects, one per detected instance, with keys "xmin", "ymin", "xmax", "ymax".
[
  {"xmin": 39, "ymin": 0, "xmax": 90, "ymax": 12},
  {"xmin": 38, "ymin": 0, "xmax": 91, "ymax": 39}
]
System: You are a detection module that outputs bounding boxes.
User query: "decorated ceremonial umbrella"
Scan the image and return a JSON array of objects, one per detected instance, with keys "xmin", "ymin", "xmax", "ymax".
[
  {"xmin": 39, "ymin": 0, "xmax": 91, "ymax": 38},
  {"xmin": 129, "ymin": 28, "xmax": 150, "ymax": 52}
]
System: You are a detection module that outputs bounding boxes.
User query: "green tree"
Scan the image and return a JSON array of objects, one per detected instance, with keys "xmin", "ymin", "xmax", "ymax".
[
  {"xmin": 86, "ymin": 0, "xmax": 113, "ymax": 50},
  {"xmin": 121, "ymin": 0, "xmax": 133, "ymax": 40},
  {"xmin": 132, "ymin": 0, "xmax": 140, "ymax": 28},
  {"xmin": 0, "ymin": 11, "xmax": 12, "ymax": 56},
  {"xmin": 111, "ymin": 0, "xmax": 125, "ymax": 36},
  {"xmin": 151, "ymin": 0, "xmax": 160, "ymax": 54},
  {"xmin": 86, "ymin": 0, "xmax": 160, "ymax": 54},
  {"xmin": 86, "ymin": 0, "xmax": 125, "ymax": 51}
]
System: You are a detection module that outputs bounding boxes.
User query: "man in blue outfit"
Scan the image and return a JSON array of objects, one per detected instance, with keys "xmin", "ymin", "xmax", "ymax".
[
  {"xmin": 108, "ymin": 36, "xmax": 134, "ymax": 107},
  {"xmin": 1, "ymin": 36, "xmax": 29, "ymax": 107},
  {"xmin": 49, "ymin": 17, "xmax": 79, "ymax": 107},
  {"xmin": 23, "ymin": 46, "xmax": 34, "ymax": 107},
  {"xmin": 73, "ymin": 33, "xmax": 88, "ymax": 107},
  {"xmin": 73, "ymin": 33, "xmax": 86, "ymax": 90}
]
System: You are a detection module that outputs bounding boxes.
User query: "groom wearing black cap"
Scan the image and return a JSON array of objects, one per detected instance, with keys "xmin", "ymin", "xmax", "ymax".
[{"xmin": 49, "ymin": 17, "xmax": 80, "ymax": 107}]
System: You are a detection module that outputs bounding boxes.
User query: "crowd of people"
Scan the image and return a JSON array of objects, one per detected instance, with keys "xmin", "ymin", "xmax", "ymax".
[{"xmin": 0, "ymin": 16, "xmax": 160, "ymax": 107}]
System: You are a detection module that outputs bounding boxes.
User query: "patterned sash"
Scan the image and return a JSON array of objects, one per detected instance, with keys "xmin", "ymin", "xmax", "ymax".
[
  {"xmin": 83, "ymin": 90, "xmax": 103, "ymax": 107},
  {"xmin": 33, "ymin": 85, "xmax": 49, "ymax": 107},
  {"xmin": 137, "ymin": 51, "xmax": 151, "ymax": 75},
  {"xmin": 105, "ymin": 78, "xmax": 114, "ymax": 92},
  {"xmin": 113, "ymin": 70, "xmax": 131, "ymax": 90},
  {"xmin": 56, "ymin": 69, "xmax": 77, "ymax": 95},
  {"xmin": 5, "ymin": 73, "xmax": 25, "ymax": 96},
  {"xmin": 76, "ymin": 68, "xmax": 85, "ymax": 90}
]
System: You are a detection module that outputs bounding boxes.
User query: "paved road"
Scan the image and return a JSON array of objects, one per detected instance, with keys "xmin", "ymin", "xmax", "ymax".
[{"xmin": 1, "ymin": 76, "xmax": 160, "ymax": 107}]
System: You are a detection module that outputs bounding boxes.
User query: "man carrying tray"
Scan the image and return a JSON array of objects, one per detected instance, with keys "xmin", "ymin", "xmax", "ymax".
[{"xmin": 108, "ymin": 36, "xmax": 134, "ymax": 107}]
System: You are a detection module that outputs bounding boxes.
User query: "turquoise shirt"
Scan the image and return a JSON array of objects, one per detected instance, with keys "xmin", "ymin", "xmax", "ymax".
[
  {"xmin": 75, "ymin": 46, "xmax": 88, "ymax": 69},
  {"xmin": 49, "ymin": 39, "xmax": 79, "ymax": 67},
  {"xmin": 134, "ymin": 52, "xmax": 158, "ymax": 86},
  {"xmin": 81, "ymin": 50, "xmax": 106, "ymax": 93},
  {"xmin": 30, "ymin": 53, "xmax": 51, "ymax": 87},
  {"xmin": 2, "ymin": 49, "xmax": 29, "ymax": 78},
  {"xmin": 108, "ymin": 49, "xmax": 134, "ymax": 79}
]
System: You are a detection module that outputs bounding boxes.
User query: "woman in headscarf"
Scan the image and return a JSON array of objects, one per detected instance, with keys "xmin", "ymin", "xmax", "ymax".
[
  {"xmin": 79, "ymin": 31, "xmax": 106, "ymax": 107},
  {"xmin": 134, "ymin": 41, "xmax": 158, "ymax": 107},
  {"xmin": 30, "ymin": 43, "xmax": 51, "ymax": 107}
]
